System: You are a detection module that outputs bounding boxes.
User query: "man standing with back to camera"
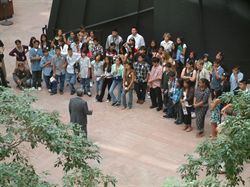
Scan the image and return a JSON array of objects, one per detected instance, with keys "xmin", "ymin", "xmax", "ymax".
[{"xmin": 69, "ymin": 88, "xmax": 93, "ymax": 139}]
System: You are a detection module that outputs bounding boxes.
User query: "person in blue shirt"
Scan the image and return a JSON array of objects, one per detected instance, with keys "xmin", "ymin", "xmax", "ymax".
[
  {"xmin": 29, "ymin": 40, "xmax": 43, "ymax": 90},
  {"xmin": 210, "ymin": 59, "xmax": 224, "ymax": 100},
  {"xmin": 230, "ymin": 65, "xmax": 244, "ymax": 92},
  {"xmin": 40, "ymin": 49, "xmax": 53, "ymax": 93},
  {"xmin": 48, "ymin": 40, "xmax": 56, "ymax": 56}
]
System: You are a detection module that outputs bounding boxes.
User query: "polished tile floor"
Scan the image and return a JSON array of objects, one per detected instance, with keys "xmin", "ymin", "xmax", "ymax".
[{"xmin": 0, "ymin": 0, "xmax": 249, "ymax": 186}]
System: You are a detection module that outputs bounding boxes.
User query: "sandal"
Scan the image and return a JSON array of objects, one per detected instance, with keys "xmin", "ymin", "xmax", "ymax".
[
  {"xmin": 125, "ymin": 107, "xmax": 131, "ymax": 110},
  {"xmin": 121, "ymin": 107, "xmax": 126, "ymax": 110},
  {"xmin": 186, "ymin": 126, "xmax": 192, "ymax": 132},
  {"xmin": 182, "ymin": 125, "xmax": 188, "ymax": 131},
  {"xmin": 196, "ymin": 131, "xmax": 204, "ymax": 138}
]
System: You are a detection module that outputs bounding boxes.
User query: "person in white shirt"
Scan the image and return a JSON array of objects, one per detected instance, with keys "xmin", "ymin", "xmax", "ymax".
[
  {"xmin": 126, "ymin": 26, "xmax": 145, "ymax": 49},
  {"xmin": 160, "ymin": 33, "xmax": 173, "ymax": 52},
  {"xmin": 58, "ymin": 38, "xmax": 68, "ymax": 57},
  {"xmin": 66, "ymin": 48, "xmax": 80, "ymax": 95}
]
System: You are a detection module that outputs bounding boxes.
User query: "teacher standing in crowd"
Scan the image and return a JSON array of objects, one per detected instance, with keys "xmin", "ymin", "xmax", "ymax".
[{"xmin": 69, "ymin": 88, "xmax": 93, "ymax": 139}]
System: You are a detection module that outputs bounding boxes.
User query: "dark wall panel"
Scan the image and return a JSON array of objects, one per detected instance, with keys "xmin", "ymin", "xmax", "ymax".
[{"xmin": 46, "ymin": 0, "xmax": 250, "ymax": 81}]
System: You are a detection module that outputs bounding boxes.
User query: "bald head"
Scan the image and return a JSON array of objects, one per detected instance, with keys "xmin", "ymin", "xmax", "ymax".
[{"xmin": 77, "ymin": 88, "xmax": 84, "ymax": 97}]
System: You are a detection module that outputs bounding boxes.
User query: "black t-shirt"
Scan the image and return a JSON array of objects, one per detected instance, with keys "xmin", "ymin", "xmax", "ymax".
[
  {"xmin": 0, "ymin": 40, "xmax": 4, "ymax": 47},
  {"xmin": 134, "ymin": 53, "xmax": 152, "ymax": 67},
  {"xmin": 221, "ymin": 80, "xmax": 230, "ymax": 93}
]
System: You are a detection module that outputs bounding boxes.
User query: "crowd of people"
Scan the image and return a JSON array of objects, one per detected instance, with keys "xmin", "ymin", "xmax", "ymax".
[{"xmin": 0, "ymin": 25, "xmax": 249, "ymax": 141}]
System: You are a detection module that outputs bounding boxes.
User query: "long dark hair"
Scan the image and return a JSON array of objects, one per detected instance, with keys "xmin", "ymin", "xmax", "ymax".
[
  {"xmin": 29, "ymin": 37, "xmax": 36, "ymax": 48},
  {"xmin": 172, "ymin": 42, "xmax": 178, "ymax": 56},
  {"xmin": 95, "ymin": 53, "xmax": 103, "ymax": 61},
  {"xmin": 40, "ymin": 34, "xmax": 48, "ymax": 49},
  {"xmin": 128, "ymin": 46, "xmax": 135, "ymax": 58},
  {"xmin": 177, "ymin": 78, "xmax": 184, "ymax": 89},
  {"xmin": 103, "ymin": 56, "xmax": 112, "ymax": 73},
  {"xmin": 119, "ymin": 46, "xmax": 126, "ymax": 55},
  {"xmin": 183, "ymin": 78, "xmax": 191, "ymax": 91},
  {"xmin": 177, "ymin": 36, "xmax": 184, "ymax": 48},
  {"xmin": 81, "ymin": 43, "xmax": 89, "ymax": 54},
  {"xmin": 126, "ymin": 61, "xmax": 134, "ymax": 70},
  {"xmin": 200, "ymin": 78, "xmax": 210, "ymax": 89},
  {"xmin": 148, "ymin": 40, "xmax": 157, "ymax": 51},
  {"xmin": 189, "ymin": 51, "xmax": 197, "ymax": 62}
]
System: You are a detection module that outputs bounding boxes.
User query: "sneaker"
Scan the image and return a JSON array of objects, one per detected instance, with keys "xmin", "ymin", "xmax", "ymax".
[
  {"xmin": 106, "ymin": 99, "xmax": 110, "ymax": 103},
  {"xmin": 87, "ymin": 92, "xmax": 92, "ymax": 97},
  {"xmin": 48, "ymin": 89, "xmax": 52, "ymax": 93},
  {"xmin": 115, "ymin": 103, "xmax": 120, "ymax": 107},
  {"xmin": 94, "ymin": 99, "xmax": 99, "ymax": 102},
  {"xmin": 111, "ymin": 101, "xmax": 118, "ymax": 106},
  {"xmin": 32, "ymin": 87, "xmax": 36, "ymax": 89},
  {"xmin": 90, "ymin": 82, "xmax": 93, "ymax": 87},
  {"xmin": 38, "ymin": 87, "xmax": 42, "ymax": 91},
  {"xmin": 147, "ymin": 92, "xmax": 150, "ymax": 99},
  {"xmin": 70, "ymin": 91, "xmax": 75, "ymax": 95},
  {"xmin": 59, "ymin": 90, "xmax": 64, "ymax": 95},
  {"xmin": 191, "ymin": 113, "xmax": 196, "ymax": 118}
]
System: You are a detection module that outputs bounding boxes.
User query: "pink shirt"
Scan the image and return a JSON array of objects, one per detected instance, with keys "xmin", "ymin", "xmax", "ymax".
[{"xmin": 150, "ymin": 65, "xmax": 163, "ymax": 88}]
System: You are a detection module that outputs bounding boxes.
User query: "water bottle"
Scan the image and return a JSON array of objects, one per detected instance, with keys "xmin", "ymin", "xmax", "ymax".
[{"xmin": 182, "ymin": 106, "xmax": 188, "ymax": 115}]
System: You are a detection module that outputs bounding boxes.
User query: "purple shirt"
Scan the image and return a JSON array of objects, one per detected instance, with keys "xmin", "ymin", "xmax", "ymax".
[{"xmin": 9, "ymin": 45, "xmax": 29, "ymax": 61}]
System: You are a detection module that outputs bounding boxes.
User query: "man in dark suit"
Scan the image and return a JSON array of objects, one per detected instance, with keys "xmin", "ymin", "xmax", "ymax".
[{"xmin": 69, "ymin": 88, "xmax": 93, "ymax": 139}]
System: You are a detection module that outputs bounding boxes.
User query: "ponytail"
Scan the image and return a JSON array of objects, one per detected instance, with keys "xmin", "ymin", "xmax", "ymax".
[{"xmin": 200, "ymin": 78, "xmax": 210, "ymax": 89}]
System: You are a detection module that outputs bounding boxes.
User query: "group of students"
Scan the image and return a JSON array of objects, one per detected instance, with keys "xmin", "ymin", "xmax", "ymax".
[{"xmin": 0, "ymin": 26, "xmax": 249, "ymax": 139}]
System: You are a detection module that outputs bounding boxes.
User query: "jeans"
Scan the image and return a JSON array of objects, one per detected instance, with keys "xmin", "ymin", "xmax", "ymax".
[
  {"xmin": 167, "ymin": 98, "xmax": 175, "ymax": 118},
  {"xmin": 52, "ymin": 74, "xmax": 65, "ymax": 93},
  {"xmin": 32, "ymin": 70, "xmax": 41, "ymax": 88},
  {"xmin": 122, "ymin": 88, "xmax": 133, "ymax": 108},
  {"xmin": 94, "ymin": 76, "xmax": 104, "ymax": 92},
  {"xmin": 109, "ymin": 80, "xmax": 123, "ymax": 104},
  {"xmin": 66, "ymin": 72, "xmax": 76, "ymax": 92},
  {"xmin": 134, "ymin": 82, "xmax": 147, "ymax": 101},
  {"xmin": 98, "ymin": 78, "xmax": 113, "ymax": 101},
  {"xmin": 13, "ymin": 76, "xmax": 32, "ymax": 87},
  {"xmin": 176, "ymin": 102, "xmax": 183, "ymax": 123},
  {"xmin": 150, "ymin": 87, "xmax": 162, "ymax": 109},
  {"xmin": 43, "ymin": 72, "xmax": 53, "ymax": 89},
  {"xmin": 80, "ymin": 78, "xmax": 90, "ymax": 92}
]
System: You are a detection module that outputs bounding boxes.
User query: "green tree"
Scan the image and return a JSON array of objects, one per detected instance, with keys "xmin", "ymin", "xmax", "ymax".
[
  {"xmin": 0, "ymin": 87, "xmax": 116, "ymax": 187},
  {"xmin": 163, "ymin": 91, "xmax": 250, "ymax": 187}
]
